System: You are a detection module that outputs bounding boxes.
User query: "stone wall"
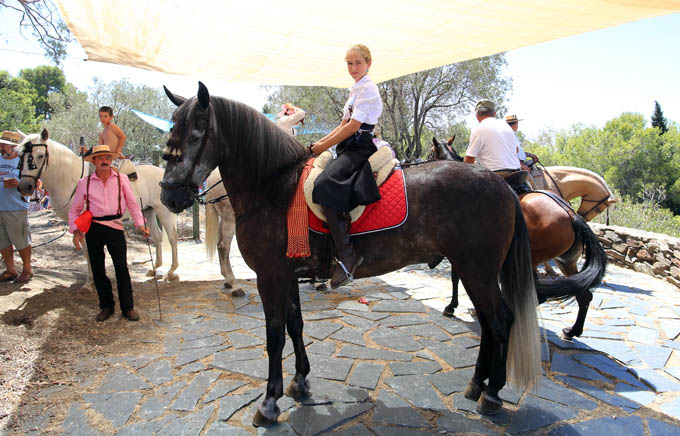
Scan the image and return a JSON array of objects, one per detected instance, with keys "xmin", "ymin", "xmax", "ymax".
[{"xmin": 590, "ymin": 223, "xmax": 680, "ymax": 289}]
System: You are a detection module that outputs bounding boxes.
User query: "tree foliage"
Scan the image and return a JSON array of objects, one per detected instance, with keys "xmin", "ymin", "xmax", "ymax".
[
  {"xmin": 0, "ymin": 70, "xmax": 43, "ymax": 132},
  {"xmin": 1, "ymin": 0, "xmax": 72, "ymax": 65},
  {"xmin": 527, "ymin": 112, "xmax": 680, "ymax": 213},
  {"xmin": 19, "ymin": 65, "xmax": 66, "ymax": 118},
  {"xmin": 265, "ymin": 54, "xmax": 511, "ymax": 160},
  {"xmin": 651, "ymin": 100, "xmax": 669, "ymax": 135}
]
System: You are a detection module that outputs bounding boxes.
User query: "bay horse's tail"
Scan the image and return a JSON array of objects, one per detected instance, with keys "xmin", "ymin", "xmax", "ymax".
[
  {"xmin": 535, "ymin": 215, "xmax": 607, "ymax": 303},
  {"xmin": 205, "ymin": 203, "xmax": 219, "ymax": 261},
  {"xmin": 501, "ymin": 194, "xmax": 542, "ymax": 390}
]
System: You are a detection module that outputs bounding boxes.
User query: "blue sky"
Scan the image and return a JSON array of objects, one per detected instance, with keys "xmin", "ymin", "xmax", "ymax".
[{"xmin": 2, "ymin": 8, "xmax": 679, "ymax": 140}]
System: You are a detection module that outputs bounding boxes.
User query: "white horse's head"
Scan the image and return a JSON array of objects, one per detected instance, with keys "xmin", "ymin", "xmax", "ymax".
[
  {"xmin": 17, "ymin": 128, "xmax": 52, "ymax": 196},
  {"xmin": 275, "ymin": 103, "xmax": 305, "ymax": 135}
]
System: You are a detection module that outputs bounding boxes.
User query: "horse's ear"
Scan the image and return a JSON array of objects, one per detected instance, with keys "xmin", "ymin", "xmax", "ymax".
[
  {"xmin": 197, "ymin": 81, "xmax": 210, "ymax": 110},
  {"xmin": 447, "ymin": 135, "xmax": 455, "ymax": 145},
  {"xmin": 16, "ymin": 129, "xmax": 27, "ymax": 140},
  {"xmin": 41, "ymin": 128, "xmax": 49, "ymax": 141},
  {"xmin": 432, "ymin": 137, "xmax": 438, "ymax": 146},
  {"xmin": 164, "ymin": 86, "xmax": 187, "ymax": 107}
]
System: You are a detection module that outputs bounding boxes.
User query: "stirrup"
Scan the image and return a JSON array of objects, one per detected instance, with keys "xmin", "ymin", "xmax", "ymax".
[{"xmin": 335, "ymin": 257, "xmax": 354, "ymax": 282}]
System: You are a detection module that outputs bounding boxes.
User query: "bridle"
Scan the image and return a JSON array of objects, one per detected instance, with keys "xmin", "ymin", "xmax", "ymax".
[
  {"xmin": 159, "ymin": 107, "xmax": 212, "ymax": 195},
  {"xmin": 19, "ymin": 140, "xmax": 85, "ymax": 213},
  {"xmin": 18, "ymin": 141, "xmax": 49, "ymax": 182}
]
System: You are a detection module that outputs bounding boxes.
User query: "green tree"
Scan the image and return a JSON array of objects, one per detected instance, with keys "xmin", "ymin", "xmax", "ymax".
[
  {"xmin": 46, "ymin": 82, "xmax": 99, "ymax": 150},
  {"xmin": 651, "ymin": 100, "xmax": 669, "ymax": 135},
  {"xmin": 19, "ymin": 65, "xmax": 66, "ymax": 118},
  {"xmin": 0, "ymin": 71, "xmax": 43, "ymax": 132}
]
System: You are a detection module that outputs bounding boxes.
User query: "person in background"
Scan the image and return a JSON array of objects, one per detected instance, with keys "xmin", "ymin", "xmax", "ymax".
[{"xmin": 506, "ymin": 114, "xmax": 538, "ymax": 188}]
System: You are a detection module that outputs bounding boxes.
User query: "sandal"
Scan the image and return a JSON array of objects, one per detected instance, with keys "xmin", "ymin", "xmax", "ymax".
[
  {"xmin": 14, "ymin": 272, "xmax": 33, "ymax": 283},
  {"xmin": 0, "ymin": 271, "xmax": 18, "ymax": 282}
]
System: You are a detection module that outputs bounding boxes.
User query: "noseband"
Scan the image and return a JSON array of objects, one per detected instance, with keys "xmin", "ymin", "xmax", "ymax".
[
  {"xmin": 159, "ymin": 110, "xmax": 212, "ymax": 195},
  {"xmin": 19, "ymin": 142, "xmax": 49, "ymax": 181},
  {"xmin": 579, "ymin": 195, "xmax": 611, "ymax": 219}
]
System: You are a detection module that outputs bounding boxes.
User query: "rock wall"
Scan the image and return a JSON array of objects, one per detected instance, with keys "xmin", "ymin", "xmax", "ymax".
[{"xmin": 590, "ymin": 223, "xmax": 680, "ymax": 289}]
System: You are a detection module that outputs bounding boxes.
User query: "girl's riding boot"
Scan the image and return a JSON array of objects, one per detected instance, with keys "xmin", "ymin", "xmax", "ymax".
[{"xmin": 323, "ymin": 206, "xmax": 364, "ymax": 288}]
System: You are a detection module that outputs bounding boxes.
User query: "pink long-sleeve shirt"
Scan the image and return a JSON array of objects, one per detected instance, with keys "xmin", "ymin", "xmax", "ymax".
[{"xmin": 68, "ymin": 170, "xmax": 144, "ymax": 233}]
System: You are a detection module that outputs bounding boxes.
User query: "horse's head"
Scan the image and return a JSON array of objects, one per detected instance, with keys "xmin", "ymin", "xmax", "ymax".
[
  {"xmin": 431, "ymin": 136, "xmax": 463, "ymax": 162},
  {"xmin": 161, "ymin": 82, "xmax": 221, "ymax": 213},
  {"xmin": 17, "ymin": 128, "xmax": 50, "ymax": 196}
]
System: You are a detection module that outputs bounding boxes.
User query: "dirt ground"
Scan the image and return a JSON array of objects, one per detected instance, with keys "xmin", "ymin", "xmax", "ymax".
[{"xmin": 0, "ymin": 208, "xmax": 219, "ymax": 433}]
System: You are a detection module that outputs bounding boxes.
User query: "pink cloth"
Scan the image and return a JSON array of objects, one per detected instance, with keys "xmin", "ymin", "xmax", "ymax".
[{"xmin": 68, "ymin": 171, "xmax": 144, "ymax": 233}]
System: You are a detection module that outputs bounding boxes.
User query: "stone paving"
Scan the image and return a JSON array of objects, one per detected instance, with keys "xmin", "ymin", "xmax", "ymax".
[{"xmin": 10, "ymin": 241, "xmax": 680, "ymax": 435}]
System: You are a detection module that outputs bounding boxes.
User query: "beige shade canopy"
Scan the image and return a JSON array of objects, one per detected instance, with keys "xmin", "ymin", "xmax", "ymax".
[{"xmin": 56, "ymin": 0, "xmax": 680, "ymax": 88}]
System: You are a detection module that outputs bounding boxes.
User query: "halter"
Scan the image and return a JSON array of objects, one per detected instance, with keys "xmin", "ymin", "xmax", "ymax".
[{"xmin": 159, "ymin": 107, "xmax": 212, "ymax": 194}]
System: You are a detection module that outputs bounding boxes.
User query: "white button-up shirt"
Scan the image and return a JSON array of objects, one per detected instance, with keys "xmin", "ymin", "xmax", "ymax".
[
  {"xmin": 342, "ymin": 75, "xmax": 382, "ymax": 125},
  {"xmin": 466, "ymin": 117, "xmax": 521, "ymax": 171}
]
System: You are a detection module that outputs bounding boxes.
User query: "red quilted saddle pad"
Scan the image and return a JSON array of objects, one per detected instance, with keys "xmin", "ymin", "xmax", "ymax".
[{"xmin": 309, "ymin": 169, "xmax": 408, "ymax": 235}]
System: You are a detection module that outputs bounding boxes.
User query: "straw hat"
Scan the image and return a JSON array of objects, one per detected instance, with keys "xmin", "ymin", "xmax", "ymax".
[
  {"xmin": 0, "ymin": 131, "xmax": 21, "ymax": 146},
  {"xmin": 505, "ymin": 114, "xmax": 523, "ymax": 124},
  {"xmin": 84, "ymin": 144, "xmax": 122, "ymax": 162}
]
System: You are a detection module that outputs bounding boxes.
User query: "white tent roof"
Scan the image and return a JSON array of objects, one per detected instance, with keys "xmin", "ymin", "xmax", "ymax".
[{"xmin": 56, "ymin": 0, "xmax": 680, "ymax": 88}]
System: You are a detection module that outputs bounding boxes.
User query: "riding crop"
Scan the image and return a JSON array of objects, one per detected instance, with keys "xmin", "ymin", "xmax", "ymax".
[{"xmin": 140, "ymin": 197, "xmax": 162, "ymax": 321}]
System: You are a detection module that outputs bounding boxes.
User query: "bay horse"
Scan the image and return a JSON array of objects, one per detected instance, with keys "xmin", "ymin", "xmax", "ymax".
[
  {"xmin": 160, "ymin": 82, "xmax": 542, "ymax": 424},
  {"xmin": 203, "ymin": 106, "xmax": 307, "ymax": 295},
  {"xmin": 16, "ymin": 129, "xmax": 180, "ymax": 284},
  {"xmin": 431, "ymin": 137, "xmax": 607, "ymax": 339}
]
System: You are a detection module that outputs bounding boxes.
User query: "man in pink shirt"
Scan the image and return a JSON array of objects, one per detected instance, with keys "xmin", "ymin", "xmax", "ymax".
[{"xmin": 68, "ymin": 145, "xmax": 150, "ymax": 322}]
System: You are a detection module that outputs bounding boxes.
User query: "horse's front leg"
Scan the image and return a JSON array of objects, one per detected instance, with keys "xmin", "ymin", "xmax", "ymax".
[
  {"xmin": 217, "ymin": 205, "xmax": 243, "ymax": 296},
  {"xmin": 284, "ymin": 280, "xmax": 310, "ymax": 399},
  {"xmin": 253, "ymin": 278, "xmax": 288, "ymax": 427},
  {"xmin": 82, "ymin": 240, "xmax": 95, "ymax": 291}
]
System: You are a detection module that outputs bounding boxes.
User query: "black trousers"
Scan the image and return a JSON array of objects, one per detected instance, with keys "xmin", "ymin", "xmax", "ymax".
[
  {"xmin": 312, "ymin": 132, "xmax": 380, "ymax": 212},
  {"xmin": 85, "ymin": 222, "xmax": 134, "ymax": 313}
]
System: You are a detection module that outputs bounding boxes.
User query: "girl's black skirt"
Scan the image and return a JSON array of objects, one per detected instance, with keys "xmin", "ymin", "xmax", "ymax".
[{"xmin": 312, "ymin": 131, "xmax": 381, "ymax": 212}]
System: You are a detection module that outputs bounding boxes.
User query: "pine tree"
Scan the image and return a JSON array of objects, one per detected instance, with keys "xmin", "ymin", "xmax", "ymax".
[{"xmin": 651, "ymin": 100, "xmax": 669, "ymax": 135}]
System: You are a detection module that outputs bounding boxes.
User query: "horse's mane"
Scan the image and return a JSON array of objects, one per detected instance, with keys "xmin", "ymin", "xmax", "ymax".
[
  {"xmin": 209, "ymin": 97, "xmax": 309, "ymax": 206},
  {"xmin": 548, "ymin": 166, "xmax": 613, "ymax": 196},
  {"xmin": 19, "ymin": 133, "xmax": 74, "ymax": 159}
]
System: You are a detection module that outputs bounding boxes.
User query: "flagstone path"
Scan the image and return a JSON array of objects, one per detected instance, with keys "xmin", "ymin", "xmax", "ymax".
[{"xmin": 7, "ymin": 240, "xmax": 680, "ymax": 435}]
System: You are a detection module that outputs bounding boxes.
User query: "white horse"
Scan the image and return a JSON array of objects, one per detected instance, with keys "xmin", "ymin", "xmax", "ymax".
[
  {"xmin": 203, "ymin": 105, "xmax": 306, "ymax": 295},
  {"xmin": 16, "ymin": 129, "xmax": 180, "ymax": 287}
]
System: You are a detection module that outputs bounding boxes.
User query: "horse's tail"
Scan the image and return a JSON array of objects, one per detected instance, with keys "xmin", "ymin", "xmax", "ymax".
[
  {"xmin": 205, "ymin": 203, "xmax": 219, "ymax": 261},
  {"xmin": 535, "ymin": 215, "xmax": 607, "ymax": 302},
  {"xmin": 501, "ymin": 193, "xmax": 542, "ymax": 391}
]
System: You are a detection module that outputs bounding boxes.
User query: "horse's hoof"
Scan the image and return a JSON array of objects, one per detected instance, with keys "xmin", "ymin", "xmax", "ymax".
[
  {"xmin": 146, "ymin": 270, "xmax": 155, "ymax": 277},
  {"xmin": 285, "ymin": 377, "xmax": 310, "ymax": 400},
  {"xmin": 561, "ymin": 327, "xmax": 577, "ymax": 340},
  {"xmin": 224, "ymin": 281, "xmax": 233, "ymax": 289},
  {"xmin": 315, "ymin": 282, "xmax": 328, "ymax": 292},
  {"xmin": 252, "ymin": 402, "xmax": 280, "ymax": 427},
  {"xmin": 231, "ymin": 288, "xmax": 246, "ymax": 298},
  {"xmin": 166, "ymin": 273, "xmax": 179, "ymax": 282},
  {"xmin": 476, "ymin": 391, "xmax": 503, "ymax": 415},
  {"xmin": 442, "ymin": 306, "xmax": 455, "ymax": 317},
  {"xmin": 463, "ymin": 380, "xmax": 485, "ymax": 402}
]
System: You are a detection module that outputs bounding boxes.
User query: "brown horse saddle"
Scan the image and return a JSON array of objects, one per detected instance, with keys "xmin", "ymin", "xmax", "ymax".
[{"xmin": 303, "ymin": 146, "xmax": 399, "ymax": 222}]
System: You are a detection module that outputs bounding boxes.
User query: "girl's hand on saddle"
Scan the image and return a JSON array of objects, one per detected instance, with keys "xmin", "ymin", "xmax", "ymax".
[
  {"xmin": 309, "ymin": 142, "xmax": 322, "ymax": 156},
  {"xmin": 137, "ymin": 226, "xmax": 150, "ymax": 238}
]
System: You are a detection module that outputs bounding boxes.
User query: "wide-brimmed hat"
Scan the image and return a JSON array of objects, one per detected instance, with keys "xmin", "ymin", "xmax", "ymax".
[
  {"xmin": 505, "ymin": 114, "xmax": 523, "ymax": 124},
  {"xmin": 84, "ymin": 144, "xmax": 122, "ymax": 162},
  {"xmin": 0, "ymin": 131, "xmax": 21, "ymax": 146}
]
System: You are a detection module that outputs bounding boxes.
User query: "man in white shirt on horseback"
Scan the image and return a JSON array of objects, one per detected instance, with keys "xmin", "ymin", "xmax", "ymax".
[{"xmin": 464, "ymin": 99, "xmax": 522, "ymax": 181}]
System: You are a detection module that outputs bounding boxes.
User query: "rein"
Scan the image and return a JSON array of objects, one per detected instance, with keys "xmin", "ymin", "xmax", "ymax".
[{"xmin": 195, "ymin": 179, "xmax": 229, "ymax": 205}]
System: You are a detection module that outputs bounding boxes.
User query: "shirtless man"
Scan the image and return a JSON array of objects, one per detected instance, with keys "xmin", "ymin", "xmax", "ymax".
[{"xmin": 96, "ymin": 106, "xmax": 137, "ymax": 180}]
